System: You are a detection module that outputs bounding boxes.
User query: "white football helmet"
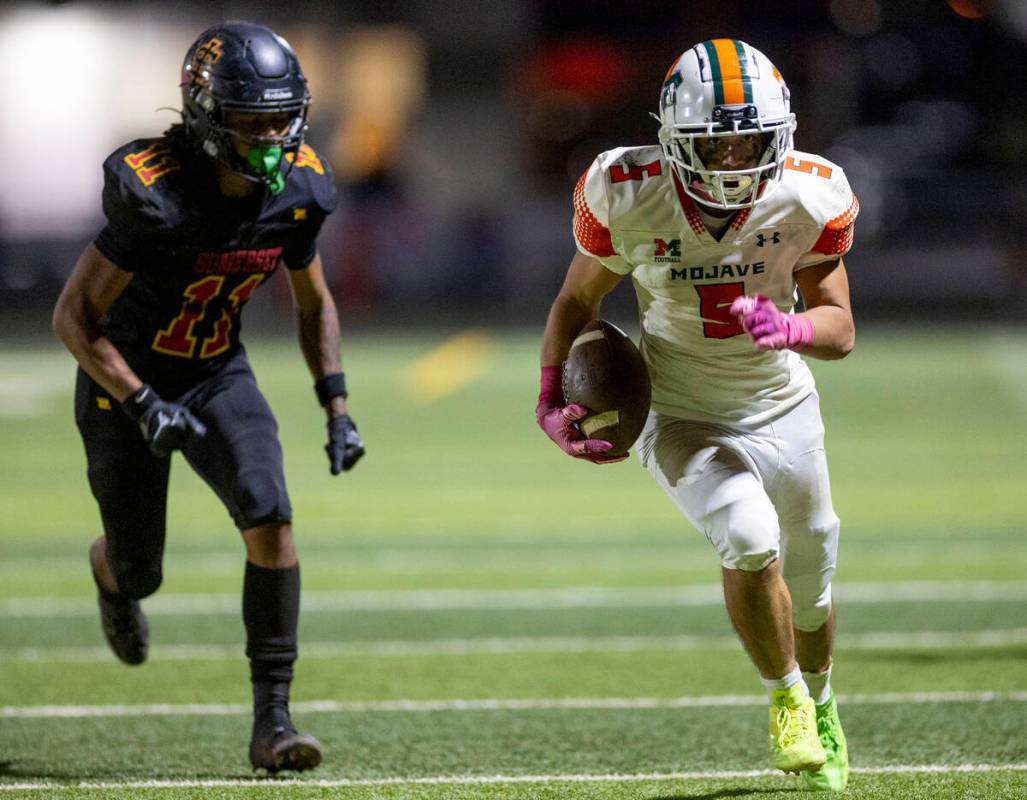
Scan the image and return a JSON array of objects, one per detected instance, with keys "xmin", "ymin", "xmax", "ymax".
[{"xmin": 656, "ymin": 39, "xmax": 796, "ymax": 210}]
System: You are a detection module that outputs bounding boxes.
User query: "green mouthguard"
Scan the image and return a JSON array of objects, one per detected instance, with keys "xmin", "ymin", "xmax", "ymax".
[{"xmin": 247, "ymin": 146, "xmax": 285, "ymax": 194}]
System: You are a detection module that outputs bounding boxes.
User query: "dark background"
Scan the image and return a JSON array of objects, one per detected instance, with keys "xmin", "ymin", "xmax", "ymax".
[{"xmin": 2, "ymin": 0, "xmax": 1025, "ymax": 334}]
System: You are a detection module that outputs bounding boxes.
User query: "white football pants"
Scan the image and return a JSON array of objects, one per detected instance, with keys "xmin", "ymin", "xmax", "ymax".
[{"xmin": 637, "ymin": 392, "xmax": 839, "ymax": 632}]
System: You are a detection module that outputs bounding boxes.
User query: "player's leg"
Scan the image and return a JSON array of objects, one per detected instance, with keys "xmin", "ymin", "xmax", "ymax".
[
  {"xmin": 794, "ymin": 607, "xmax": 834, "ymax": 678},
  {"xmin": 721, "ymin": 561, "xmax": 795, "ymax": 678},
  {"xmin": 179, "ymin": 354, "xmax": 321, "ymax": 772},
  {"xmin": 238, "ymin": 520, "xmax": 321, "ymax": 771},
  {"xmin": 638, "ymin": 413, "xmax": 824, "ymax": 774},
  {"xmin": 767, "ymin": 393, "xmax": 847, "ymax": 791},
  {"xmin": 75, "ymin": 369, "xmax": 170, "ymax": 664}
]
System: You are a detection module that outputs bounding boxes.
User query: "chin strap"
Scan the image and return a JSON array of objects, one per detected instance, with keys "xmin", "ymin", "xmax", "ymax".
[{"xmin": 247, "ymin": 146, "xmax": 285, "ymax": 194}]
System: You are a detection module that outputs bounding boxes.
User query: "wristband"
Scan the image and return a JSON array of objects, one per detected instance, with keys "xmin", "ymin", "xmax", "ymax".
[
  {"xmin": 786, "ymin": 314, "xmax": 816, "ymax": 352},
  {"xmin": 538, "ymin": 365, "xmax": 563, "ymax": 405},
  {"xmin": 122, "ymin": 384, "xmax": 158, "ymax": 423},
  {"xmin": 536, "ymin": 365, "xmax": 565, "ymax": 423},
  {"xmin": 315, "ymin": 372, "xmax": 348, "ymax": 406}
]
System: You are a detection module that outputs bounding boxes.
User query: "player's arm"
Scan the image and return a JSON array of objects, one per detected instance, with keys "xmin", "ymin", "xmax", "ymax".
[
  {"xmin": 52, "ymin": 244, "xmax": 207, "ymax": 456},
  {"xmin": 541, "ymin": 250, "xmax": 624, "ymax": 366},
  {"xmin": 729, "ymin": 258, "xmax": 855, "ymax": 361},
  {"xmin": 285, "ymin": 253, "xmax": 364, "ymax": 474},
  {"xmin": 52, "ymin": 244, "xmax": 142, "ymax": 402},
  {"xmin": 285, "ymin": 252, "xmax": 347, "ymax": 417},
  {"xmin": 793, "ymin": 257, "xmax": 855, "ymax": 360}
]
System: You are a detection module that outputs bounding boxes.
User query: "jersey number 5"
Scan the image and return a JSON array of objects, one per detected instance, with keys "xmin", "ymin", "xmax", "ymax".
[
  {"xmin": 695, "ymin": 282, "xmax": 744, "ymax": 339},
  {"xmin": 152, "ymin": 274, "xmax": 266, "ymax": 358}
]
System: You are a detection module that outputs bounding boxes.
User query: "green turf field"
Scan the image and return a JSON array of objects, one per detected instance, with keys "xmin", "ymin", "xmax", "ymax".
[{"xmin": 1, "ymin": 328, "xmax": 1025, "ymax": 799}]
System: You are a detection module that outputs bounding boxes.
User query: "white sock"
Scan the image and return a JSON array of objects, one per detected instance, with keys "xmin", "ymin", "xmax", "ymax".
[
  {"xmin": 760, "ymin": 666, "xmax": 807, "ymax": 698},
  {"xmin": 802, "ymin": 664, "xmax": 833, "ymax": 705}
]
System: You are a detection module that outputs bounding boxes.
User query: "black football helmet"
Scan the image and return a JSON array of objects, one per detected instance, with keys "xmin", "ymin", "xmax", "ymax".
[{"xmin": 180, "ymin": 21, "xmax": 311, "ymax": 194}]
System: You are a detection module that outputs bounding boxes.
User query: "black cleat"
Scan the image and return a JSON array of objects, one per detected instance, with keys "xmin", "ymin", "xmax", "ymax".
[
  {"xmin": 92, "ymin": 571, "xmax": 149, "ymax": 665},
  {"xmin": 249, "ymin": 706, "xmax": 323, "ymax": 773}
]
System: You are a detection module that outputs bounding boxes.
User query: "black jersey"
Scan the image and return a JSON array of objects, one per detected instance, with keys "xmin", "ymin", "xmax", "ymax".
[{"xmin": 93, "ymin": 132, "xmax": 337, "ymax": 395}]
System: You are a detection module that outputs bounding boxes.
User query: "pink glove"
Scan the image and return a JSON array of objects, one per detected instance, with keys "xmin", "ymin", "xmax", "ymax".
[
  {"xmin": 729, "ymin": 295, "xmax": 815, "ymax": 352},
  {"xmin": 536, "ymin": 366, "xmax": 627, "ymax": 464}
]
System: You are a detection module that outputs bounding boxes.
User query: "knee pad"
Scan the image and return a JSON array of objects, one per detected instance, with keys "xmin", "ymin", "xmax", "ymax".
[
  {"xmin": 233, "ymin": 469, "xmax": 290, "ymax": 529},
  {"xmin": 710, "ymin": 507, "xmax": 780, "ymax": 572},
  {"xmin": 112, "ymin": 564, "xmax": 162, "ymax": 600}
]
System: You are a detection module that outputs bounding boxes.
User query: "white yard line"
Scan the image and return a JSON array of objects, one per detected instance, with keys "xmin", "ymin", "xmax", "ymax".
[
  {"xmin": 3, "ymin": 580, "xmax": 1026, "ymax": 618},
  {"xmin": 1, "ymin": 763, "xmax": 1025, "ymax": 791},
  {"xmin": 3, "ymin": 690, "xmax": 1026, "ymax": 719},
  {"xmin": 990, "ymin": 332, "xmax": 1027, "ymax": 410},
  {"xmin": 3, "ymin": 627, "xmax": 1027, "ymax": 664}
]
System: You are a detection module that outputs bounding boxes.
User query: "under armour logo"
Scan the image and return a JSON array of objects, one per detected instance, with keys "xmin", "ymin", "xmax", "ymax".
[{"xmin": 756, "ymin": 232, "xmax": 781, "ymax": 247}]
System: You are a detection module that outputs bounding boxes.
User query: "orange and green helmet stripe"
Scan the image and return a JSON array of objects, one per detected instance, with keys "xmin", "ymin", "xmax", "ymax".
[{"xmin": 701, "ymin": 39, "xmax": 754, "ymax": 105}]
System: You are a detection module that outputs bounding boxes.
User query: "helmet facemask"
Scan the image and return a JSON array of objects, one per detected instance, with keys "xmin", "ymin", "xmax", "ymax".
[
  {"xmin": 658, "ymin": 113, "xmax": 795, "ymax": 209},
  {"xmin": 204, "ymin": 102, "xmax": 309, "ymax": 194}
]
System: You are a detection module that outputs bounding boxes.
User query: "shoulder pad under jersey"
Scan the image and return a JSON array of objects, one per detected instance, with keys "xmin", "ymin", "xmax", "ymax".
[
  {"xmin": 573, "ymin": 145, "xmax": 667, "ymax": 273},
  {"xmin": 283, "ymin": 143, "xmax": 338, "ymax": 216},
  {"xmin": 101, "ymin": 136, "xmax": 187, "ymax": 237},
  {"xmin": 778, "ymin": 150, "xmax": 859, "ymax": 257}
]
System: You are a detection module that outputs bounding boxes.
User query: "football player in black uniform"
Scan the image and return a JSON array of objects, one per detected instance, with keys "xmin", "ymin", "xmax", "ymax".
[{"xmin": 52, "ymin": 21, "xmax": 364, "ymax": 773}]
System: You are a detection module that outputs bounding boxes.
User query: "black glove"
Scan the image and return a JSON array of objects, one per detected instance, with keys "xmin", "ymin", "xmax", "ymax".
[
  {"xmin": 326, "ymin": 413, "xmax": 364, "ymax": 475},
  {"xmin": 122, "ymin": 384, "xmax": 207, "ymax": 458}
]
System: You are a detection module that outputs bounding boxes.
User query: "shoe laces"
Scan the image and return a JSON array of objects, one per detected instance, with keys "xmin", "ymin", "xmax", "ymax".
[{"xmin": 773, "ymin": 703, "xmax": 815, "ymax": 749}]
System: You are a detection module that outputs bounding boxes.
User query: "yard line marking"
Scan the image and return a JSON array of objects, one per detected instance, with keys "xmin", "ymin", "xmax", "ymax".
[
  {"xmin": 0, "ymin": 354, "xmax": 70, "ymax": 418},
  {"xmin": 990, "ymin": 332, "xmax": 1027, "ymax": 410},
  {"xmin": 4, "ymin": 628, "xmax": 1027, "ymax": 663},
  {"xmin": 3, "ymin": 690, "xmax": 1026, "ymax": 719},
  {"xmin": 405, "ymin": 329, "xmax": 493, "ymax": 405},
  {"xmin": 4, "ymin": 580, "xmax": 1026, "ymax": 618},
  {"xmin": 1, "ymin": 763, "xmax": 1025, "ymax": 791}
]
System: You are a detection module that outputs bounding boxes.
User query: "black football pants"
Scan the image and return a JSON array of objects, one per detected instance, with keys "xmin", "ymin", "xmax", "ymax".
[{"xmin": 75, "ymin": 349, "xmax": 292, "ymax": 599}]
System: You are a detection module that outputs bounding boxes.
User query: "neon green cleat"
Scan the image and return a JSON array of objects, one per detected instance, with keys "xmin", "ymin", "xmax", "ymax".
[
  {"xmin": 768, "ymin": 684, "xmax": 827, "ymax": 774},
  {"xmin": 803, "ymin": 694, "xmax": 849, "ymax": 791}
]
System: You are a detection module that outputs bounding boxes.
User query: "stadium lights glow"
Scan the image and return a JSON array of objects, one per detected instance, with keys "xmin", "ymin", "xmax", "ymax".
[{"xmin": 0, "ymin": 7, "xmax": 183, "ymax": 238}]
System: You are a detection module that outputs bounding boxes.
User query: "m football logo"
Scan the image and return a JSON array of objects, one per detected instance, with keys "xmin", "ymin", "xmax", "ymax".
[{"xmin": 654, "ymin": 238, "xmax": 681, "ymax": 262}]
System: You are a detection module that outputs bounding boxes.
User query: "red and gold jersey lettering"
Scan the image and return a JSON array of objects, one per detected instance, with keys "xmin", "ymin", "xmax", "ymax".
[
  {"xmin": 124, "ymin": 143, "xmax": 181, "ymax": 187},
  {"xmin": 153, "ymin": 274, "xmax": 268, "ymax": 359},
  {"xmin": 285, "ymin": 144, "xmax": 325, "ymax": 175},
  {"xmin": 784, "ymin": 156, "xmax": 833, "ymax": 180},
  {"xmin": 573, "ymin": 169, "xmax": 615, "ymax": 258},
  {"xmin": 152, "ymin": 276, "xmax": 224, "ymax": 357},
  {"xmin": 199, "ymin": 275, "xmax": 266, "ymax": 358},
  {"xmin": 811, "ymin": 194, "xmax": 859, "ymax": 256}
]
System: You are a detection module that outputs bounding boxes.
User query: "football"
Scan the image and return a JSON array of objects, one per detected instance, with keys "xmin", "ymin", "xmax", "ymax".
[{"xmin": 562, "ymin": 319, "xmax": 652, "ymax": 456}]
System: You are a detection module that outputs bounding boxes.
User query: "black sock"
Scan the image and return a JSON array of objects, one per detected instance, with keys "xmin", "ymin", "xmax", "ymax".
[{"xmin": 243, "ymin": 561, "xmax": 300, "ymax": 715}]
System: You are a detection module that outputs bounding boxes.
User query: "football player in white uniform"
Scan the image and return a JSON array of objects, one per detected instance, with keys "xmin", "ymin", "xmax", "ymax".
[{"xmin": 537, "ymin": 39, "xmax": 856, "ymax": 791}]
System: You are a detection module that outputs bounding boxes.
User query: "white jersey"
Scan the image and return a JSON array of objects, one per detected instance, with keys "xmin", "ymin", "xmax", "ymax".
[{"xmin": 573, "ymin": 145, "xmax": 858, "ymax": 428}]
